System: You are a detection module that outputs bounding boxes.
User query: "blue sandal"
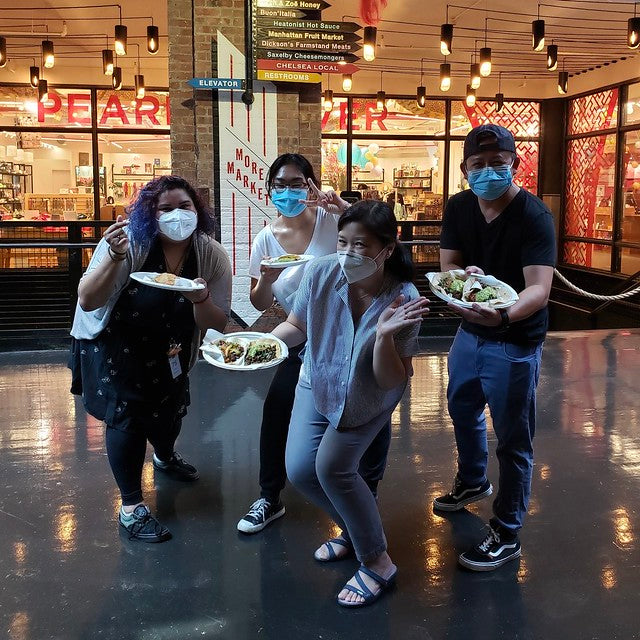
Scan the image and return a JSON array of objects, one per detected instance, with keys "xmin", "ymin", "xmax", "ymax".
[
  {"xmin": 314, "ymin": 537, "xmax": 353, "ymax": 562},
  {"xmin": 337, "ymin": 564, "xmax": 398, "ymax": 608}
]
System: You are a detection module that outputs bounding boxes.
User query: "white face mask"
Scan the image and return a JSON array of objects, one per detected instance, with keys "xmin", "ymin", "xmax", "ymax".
[
  {"xmin": 337, "ymin": 247, "xmax": 386, "ymax": 284},
  {"xmin": 157, "ymin": 208, "xmax": 197, "ymax": 241}
]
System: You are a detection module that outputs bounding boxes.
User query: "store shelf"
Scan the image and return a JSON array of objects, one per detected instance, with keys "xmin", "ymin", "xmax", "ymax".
[{"xmin": 0, "ymin": 163, "xmax": 33, "ymax": 215}]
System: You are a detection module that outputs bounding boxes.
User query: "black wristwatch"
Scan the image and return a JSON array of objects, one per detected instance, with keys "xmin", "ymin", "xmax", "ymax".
[{"xmin": 499, "ymin": 308, "xmax": 511, "ymax": 330}]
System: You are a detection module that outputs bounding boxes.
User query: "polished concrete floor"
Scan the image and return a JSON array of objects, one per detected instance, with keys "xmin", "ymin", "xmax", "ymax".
[{"xmin": 1, "ymin": 330, "xmax": 639, "ymax": 640}]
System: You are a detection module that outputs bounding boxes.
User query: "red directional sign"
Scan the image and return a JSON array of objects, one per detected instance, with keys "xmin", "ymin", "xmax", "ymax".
[{"xmin": 257, "ymin": 59, "xmax": 359, "ymax": 74}]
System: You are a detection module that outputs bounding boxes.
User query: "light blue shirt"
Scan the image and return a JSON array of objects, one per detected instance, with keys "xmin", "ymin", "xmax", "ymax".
[{"xmin": 291, "ymin": 254, "xmax": 420, "ymax": 430}]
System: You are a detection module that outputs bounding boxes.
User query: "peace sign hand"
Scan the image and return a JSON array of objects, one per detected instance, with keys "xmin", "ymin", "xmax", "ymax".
[{"xmin": 301, "ymin": 178, "xmax": 351, "ymax": 213}]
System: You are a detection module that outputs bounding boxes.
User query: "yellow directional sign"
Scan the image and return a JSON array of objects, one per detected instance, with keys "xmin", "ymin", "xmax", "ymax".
[{"xmin": 257, "ymin": 69, "xmax": 322, "ymax": 83}]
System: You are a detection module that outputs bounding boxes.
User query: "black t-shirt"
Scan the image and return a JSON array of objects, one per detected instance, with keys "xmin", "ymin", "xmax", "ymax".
[{"xmin": 440, "ymin": 188, "xmax": 556, "ymax": 344}]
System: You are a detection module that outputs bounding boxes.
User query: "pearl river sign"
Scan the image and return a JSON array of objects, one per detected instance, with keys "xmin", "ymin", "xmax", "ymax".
[{"xmin": 252, "ymin": 0, "xmax": 361, "ymax": 83}]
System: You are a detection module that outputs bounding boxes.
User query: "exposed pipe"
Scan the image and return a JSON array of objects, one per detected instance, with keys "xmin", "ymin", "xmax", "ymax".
[{"xmin": 2, "ymin": 21, "xmax": 68, "ymax": 38}]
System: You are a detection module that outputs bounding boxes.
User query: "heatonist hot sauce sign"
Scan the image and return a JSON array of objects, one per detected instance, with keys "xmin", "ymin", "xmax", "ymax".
[{"xmin": 253, "ymin": 0, "xmax": 360, "ymax": 83}]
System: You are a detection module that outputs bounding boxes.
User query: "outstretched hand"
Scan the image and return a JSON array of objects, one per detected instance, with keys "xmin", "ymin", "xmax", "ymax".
[
  {"xmin": 103, "ymin": 215, "xmax": 130, "ymax": 254},
  {"xmin": 301, "ymin": 178, "xmax": 351, "ymax": 212},
  {"xmin": 377, "ymin": 295, "xmax": 430, "ymax": 338}
]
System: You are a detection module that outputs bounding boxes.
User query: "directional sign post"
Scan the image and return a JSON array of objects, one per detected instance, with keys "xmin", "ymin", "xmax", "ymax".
[
  {"xmin": 257, "ymin": 69, "xmax": 322, "ymax": 83},
  {"xmin": 188, "ymin": 78, "xmax": 245, "ymax": 90},
  {"xmin": 256, "ymin": 0, "xmax": 330, "ymax": 9},
  {"xmin": 257, "ymin": 59, "xmax": 359, "ymax": 74}
]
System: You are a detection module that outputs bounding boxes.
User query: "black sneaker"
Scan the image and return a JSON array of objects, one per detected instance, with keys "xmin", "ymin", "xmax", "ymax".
[
  {"xmin": 459, "ymin": 526, "xmax": 521, "ymax": 571},
  {"xmin": 237, "ymin": 498, "xmax": 285, "ymax": 534},
  {"xmin": 153, "ymin": 452, "xmax": 199, "ymax": 481},
  {"xmin": 119, "ymin": 505, "xmax": 172, "ymax": 543},
  {"xmin": 433, "ymin": 476, "xmax": 493, "ymax": 512}
]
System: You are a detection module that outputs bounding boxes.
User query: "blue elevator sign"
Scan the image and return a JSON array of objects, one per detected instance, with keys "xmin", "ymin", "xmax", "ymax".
[{"xmin": 188, "ymin": 78, "xmax": 245, "ymax": 90}]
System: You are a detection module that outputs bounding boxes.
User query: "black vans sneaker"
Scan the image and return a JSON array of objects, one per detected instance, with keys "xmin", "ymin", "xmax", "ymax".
[
  {"xmin": 119, "ymin": 505, "xmax": 172, "ymax": 543},
  {"xmin": 153, "ymin": 452, "xmax": 199, "ymax": 481},
  {"xmin": 237, "ymin": 498, "xmax": 285, "ymax": 534},
  {"xmin": 433, "ymin": 476, "xmax": 493, "ymax": 512},
  {"xmin": 459, "ymin": 526, "xmax": 521, "ymax": 571}
]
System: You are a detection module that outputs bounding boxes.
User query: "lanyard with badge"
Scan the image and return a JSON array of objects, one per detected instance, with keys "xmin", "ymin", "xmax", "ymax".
[{"xmin": 167, "ymin": 341, "xmax": 182, "ymax": 379}]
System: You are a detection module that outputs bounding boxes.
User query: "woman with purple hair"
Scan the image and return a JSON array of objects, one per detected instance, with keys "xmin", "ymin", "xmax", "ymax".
[{"xmin": 70, "ymin": 176, "xmax": 231, "ymax": 543}]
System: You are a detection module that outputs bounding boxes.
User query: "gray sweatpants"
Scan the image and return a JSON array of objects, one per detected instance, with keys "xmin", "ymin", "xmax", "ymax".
[{"xmin": 285, "ymin": 380, "xmax": 392, "ymax": 563}]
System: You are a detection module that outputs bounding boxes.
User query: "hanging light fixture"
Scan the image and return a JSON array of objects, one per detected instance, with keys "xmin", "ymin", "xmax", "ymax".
[
  {"xmin": 38, "ymin": 79, "xmax": 48, "ymax": 103},
  {"xmin": 470, "ymin": 60, "xmax": 481, "ymax": 90},
  {"xmin": 112, "ymin": 66, "xmax": 123, "ymax": 90},
  {"xmin": 102, "ymin": 48, "xmax": 114, "ymax": 76},
  {"xmin": 628, "ymin": 6, "xmax": 640, "ymax": 49},
  {"xmin": 376, "ymin": 71, "xmax": 386, "ymax": 110},
  {"xmin": 466, "ymin": 84, "xmax": 476, "ymax": 107},
  {"xmin": 363, "ymin": 26, "xmax": 377, "ymax": 62},
  {"xmin": 441, "ymin": 8, "xmax": 453, "ymax": 56},
  {"xmin": 532, "ymin": 17, "xmax": 545, "ymax": 51},
  {"xmin": 30, "ymin": 65, "xmax": 40, "ymax": 88},
  {"xmin": 42, "ymin": 40, "xmax": 55, "ymax": 68},
  {"xmin": 115, "ymin": 24, "xmax": 127, "ymax": 56},
  {"xmin": 547, "ymin": 44, "xmax": 558, "ymax": 71},
  {"xmin": 479, "ymin": 19, "xmax": 491, "ymax": 77},
  {"xmin": 134, "ymin": 44, "xmax": 145, "ymax": 99},
  {"xmin": 440, "ymin": 62, "xmax": 451, "ymax": 92},
  {"xmin": 323, "ymin": 89, "xmax": 333, "ymax": 111},
  {"xmin": 416, "ymin": 59, "xmax": 426, "ymax": 108},
  {"xmin": 495, "ymin": 72, "xmax": 504, "ymax": 112},
  {"xmin": 147, "ymin": 24, "xmax": 159, "ymax": 55},
  {"xmin": 342, "ymin": 73, "xmax": 352, "ymax": 91},
  {"xmin": 558, "ymin": 70, "xmax": 568, "ymax": 94},
  {"xmin": 0, "ymin": 37, "xmax": 6, "ymax": 69}
]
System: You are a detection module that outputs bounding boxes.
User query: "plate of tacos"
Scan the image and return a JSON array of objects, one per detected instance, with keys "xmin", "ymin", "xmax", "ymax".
[
  {"xmin": 200, "ymin": 331, "xmax": 288, "ymax": 370},
  {"xmin": 260, "ymin": 254, "xmax": 314, "ymax": 268},
  {"xmin": 426, "ymin": 269, "xmax": 519, "ymax": 309},
  {"xmin": 130, "ymin": 271, "xmax": 206, "ymax": 292}
]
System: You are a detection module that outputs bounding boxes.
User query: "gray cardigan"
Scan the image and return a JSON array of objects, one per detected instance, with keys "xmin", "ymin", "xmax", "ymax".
[{"xmin": 70, "ymin": 230, "xmax": 232, "ymax": 370}]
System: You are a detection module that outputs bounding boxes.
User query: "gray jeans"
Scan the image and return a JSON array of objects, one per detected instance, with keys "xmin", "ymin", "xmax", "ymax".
[{"xmin": 285, "ymin": 380, "xmax": 391, "ymax": 563}]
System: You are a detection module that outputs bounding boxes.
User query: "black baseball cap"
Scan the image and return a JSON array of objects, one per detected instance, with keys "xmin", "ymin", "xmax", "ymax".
[{"xmin": 463, "ymin": 124, "xmax": 516, "ymax": 161}]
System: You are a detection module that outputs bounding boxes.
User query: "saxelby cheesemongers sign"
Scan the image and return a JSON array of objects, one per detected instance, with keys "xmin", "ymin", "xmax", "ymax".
[{"xmin": 252, "ymin": 0, "xmax": 361, "ymax": 83}]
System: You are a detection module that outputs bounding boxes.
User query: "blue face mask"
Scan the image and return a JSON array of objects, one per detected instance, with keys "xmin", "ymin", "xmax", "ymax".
[
  {"xmin": 271, "ymin": 188, "xmax": 308, "ymax": 217},
  {"xmin": 467, "ymin": 165, "xmax": 513, "ymax": 200}
]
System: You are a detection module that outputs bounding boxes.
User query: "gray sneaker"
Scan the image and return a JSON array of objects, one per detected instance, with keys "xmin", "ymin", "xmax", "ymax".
[
  {"xmin": 119, "ymin": 505, "xmax": 172, "ymax": 543},
  {"xmin": 237, "ymin": 498, "xmax": 285, "ymax": 534}
]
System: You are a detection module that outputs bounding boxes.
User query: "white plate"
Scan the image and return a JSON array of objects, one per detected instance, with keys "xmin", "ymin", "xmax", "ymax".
[
  {"xmin": 426, "ymin": 270, "xmax": 519, "ymax": 309},
  {"xmin": 260, "ymin": 254, "xmax": 314, "ymax": 268},
  {"xmin": 130, "ymin": 271, "xmax": 206, "ymax": 292},
  {"xmin": 200, "ymin": 331, "xmax": 289, "ymax": 371}
]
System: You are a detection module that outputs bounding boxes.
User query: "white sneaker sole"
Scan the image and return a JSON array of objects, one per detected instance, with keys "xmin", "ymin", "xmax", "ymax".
[
  {"xmin": 237, "ymin": 506, "xmax": 286, "ymax": 534},
  {"xmin": 458, "ymin": 547, "xmax": 521, "ymax": 571},
  {"xmin": 432, "ymin": 484, "xmax": 493, "ymax": 512}
]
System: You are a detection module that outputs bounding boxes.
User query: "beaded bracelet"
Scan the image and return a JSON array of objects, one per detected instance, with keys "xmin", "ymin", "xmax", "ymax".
[
  {"xmin": 193, "ymin": 290, "xmax": 211, "ymax": 305},
  {"xmin": 108, "ymin": 246, "xmax": 127, "ymax": 262}
]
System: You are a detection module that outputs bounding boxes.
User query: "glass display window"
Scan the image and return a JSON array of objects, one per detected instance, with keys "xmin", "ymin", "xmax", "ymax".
[
  {"xmin": 450, "ymin": 100, "xmax": 540, "ymax": 138},
  {"xmin": 621, "ymin": 130, "xmax": 640, "ymax": 247},
  {"xmin": 96, "ymin": 90, "xmax": 170, "ymax": 130},
  {"xmin": 349, "ymin": 99, "xmax": 446, "ymax": 136},
  {"xmin": 623, "ymin": 82, "xmax": 640, "ymax": 125},
  {"xmin": 568, "ymin": 89, "xmax": 618, "ymax": 136},
  {"xmin": 563, "ymin": 241, "xmax": 611, "ymax": 271},
  {"xmin": 321, "ymin": 97, "xmax": 348, "ymax": 135}
]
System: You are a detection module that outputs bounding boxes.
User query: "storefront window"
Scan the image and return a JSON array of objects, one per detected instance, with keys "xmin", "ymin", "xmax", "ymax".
[
  {"xmin": 623, "ymin": 83, "xmax": 640, "ymax": 125},
  {"xmin": 321, "ymin": 97, "xmax": 348, "ymax": 135},
  {"xmin": 621, "ymin": 130, "xmax": 640, "ymax": 247},
  {"xmin": 96, "ymin": 90, "xmax": 170, "ymax": 129},
  {"xmin": 450, "ymin": 100, "xmax": 540, "ymax": 138},
  {"xmin": 563, "ymin": 241, "xmax": 612, "ymax": 271},
  {"xmin": 321, "ymin": 139, "xmax": 348, "ymax": 191},
  {"xmin": 350, "ymin": 99, "xmax": 446, "ymax": 136},
  {"xmin": 99, "ymin": 133, "xmax": 171, "ymax": 207},
  {"xmin": 568, "ymin": 89, "xmax": 618, "ymax": 136}
]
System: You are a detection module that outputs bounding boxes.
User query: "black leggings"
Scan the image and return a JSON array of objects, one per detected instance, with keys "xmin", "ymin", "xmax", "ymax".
[
  {"xmin": 259, "ymin": 345, "xmax": 391, "ymax": 503},
  {"xmin": 106, "ymin": 419, "xmax": 181, "ymax": 506}
]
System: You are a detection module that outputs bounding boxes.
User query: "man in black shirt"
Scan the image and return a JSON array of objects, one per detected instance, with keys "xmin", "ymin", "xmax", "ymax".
[{"xmin": 433, "ymin": 124, "xmax": 556, "ymax": 571}]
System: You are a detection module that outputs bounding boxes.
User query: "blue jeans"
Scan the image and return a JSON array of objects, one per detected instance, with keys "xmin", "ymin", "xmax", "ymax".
[{"xmin": 447, "ymin": 328, "xmax": 543, "ymax": 533}]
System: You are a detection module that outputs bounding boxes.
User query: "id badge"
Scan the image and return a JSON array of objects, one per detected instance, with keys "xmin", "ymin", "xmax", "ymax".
[{"xmin": 169, "ymin": 354, "xmax": 182, "ymax": 379}]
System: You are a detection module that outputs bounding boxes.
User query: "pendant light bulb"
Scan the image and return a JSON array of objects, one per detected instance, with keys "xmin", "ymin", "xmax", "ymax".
[
  {"xmin": 363, "ymin": 26, "xmax": 377, "ymax": 62},
  {"xmin": 342, "ymin": 73, "xmax": 352, "ymax": 92},
  {"xmin": 147, "ymin": 25, "xmax": 159, "ymax": 55},
  {"xmin": 558, "ymin": 71, "xmax": 568, "ymax": 95},
  {"xmin": 496, "ymin": 92, "xmax": 504, "ymax": 112},
  {"xmin": 102, "ymin": 49, "xmax": 114, "ymax": 76},
  {"xmin": 376, "ymin": 90, "xmax": 386, "ymax": 111},
  {"xmin": 439, "ymin": 63, "xmax": 451, "ymax": 92},
  {"xmin": 114, "ymin": 24, "xmax": 127, "ymax": 56},
  {"xmin": 628, "ymin": 17, "xmax": 640, "ymax": 48},
  {"xmin": 323, "ymin": 89, "xmax": 333, "ymax": 112},
  {"xmin": 38, "ymin": 79, "xmax": 48, "ymax": 103},
  {"xmin": 416, "ymin": 85, "xmax": 426, "ymax": 108},
  {"xmin": 479, "ymin": 47, "xmax": 492, "ymax": 77},
  {"xmin": 112, "ymin": 66, "xmax": 123, "ymax": 90},
  {"xmin": 30, "ymin": 66, "xmax": 40, "ymax": 88},
  {"xmin": 135, "ymin": 74, "xmax": 145, "ymax": 99},
  {"xmin": 466, "ymin": 85, "xmax": 476, "ymax": 107},
  {"xmin": 547, "ymin": 44, "xmax": 558, "ymax": 71},
  {"xmin": 440, "ymin": 23, "xmax": 453, "ymax": 56},
  {"xmin": 470, "ymin": 63, "xmax": 481, "ymax": 89},
  {"xmin": 42, "ymin": 40, "xmax": 55, "ymax": 68},
  {"xmin": 532, "ymin": 19, "xmax": 545, "ymax": 51},
  {"xmin": 0, "ymin": 37, "xmax": 6, "ymax": 69}
]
